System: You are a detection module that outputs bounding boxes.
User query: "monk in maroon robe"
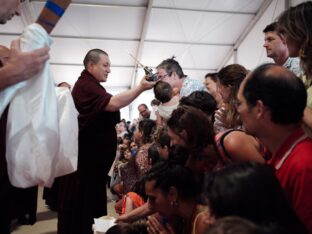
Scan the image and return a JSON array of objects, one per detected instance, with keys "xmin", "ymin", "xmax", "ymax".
[{"xmin": 57, "ymin": 49, "xmax": 155, "ymax": 234}]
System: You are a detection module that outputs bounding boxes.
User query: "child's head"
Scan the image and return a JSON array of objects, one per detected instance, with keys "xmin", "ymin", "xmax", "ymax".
[
  {"xmin": 124, "ymin": 147, "xmax": 132, "ymax": 160},
  {"xmin": 147, "ymin": 143, "xmax": 161, "ymax": 166},
  {"xmin": 106, "ymin": 222, "xmax": 147, "ymax": 234},
  {"xmin": 154, "ymin": 81, "xmax": 173, "ymax": 103}
]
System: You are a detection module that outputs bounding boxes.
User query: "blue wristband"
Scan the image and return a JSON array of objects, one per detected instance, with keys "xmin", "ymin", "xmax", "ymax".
[{"xmin": 45, "ymin": 1, "xmax": 65, "ymax": 17}]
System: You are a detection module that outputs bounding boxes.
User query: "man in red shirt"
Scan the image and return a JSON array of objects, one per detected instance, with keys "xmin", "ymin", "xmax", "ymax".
[{"xmin": 237, "ymin": 63, "xmax": 312, "ymax": 233}]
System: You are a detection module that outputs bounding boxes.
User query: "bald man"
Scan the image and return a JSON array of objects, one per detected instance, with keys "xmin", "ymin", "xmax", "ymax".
[{"xmin": 237, "ymin": 64, "xmax": 312, "ymax": 232}]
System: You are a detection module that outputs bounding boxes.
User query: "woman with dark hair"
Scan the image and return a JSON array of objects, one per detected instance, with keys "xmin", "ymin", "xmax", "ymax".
[
  {"xmin": 203, "ymin": 162, "xmax": 307, "ymax": 234},
  {"xmin": 179, "ymin": 91, "xmax": 217, "ymax": 122},
  {"xmin": 145, "ymin": 161, "xmax": 206, "ymax": 234},
  {"xmin": 167, "ymin": 105, "xmax": 218, "ymax": 174},
  {"xmin": 167, "ymin": 105, "xmax": 264, "ymax": 174},
  {"xmin": 277, "ymin": 1, "xmax": 312, "ymax": 137},
  {"xmin": 209, "ymin": 64, "xmax": 266, "ymax": 166},
  {"xmin": 204, "ymin": 73, "xmax": 223, "ymax": 108},
  {"xmin": 214, "ymin": 64, "xmax": 248, "ymax": 132}
]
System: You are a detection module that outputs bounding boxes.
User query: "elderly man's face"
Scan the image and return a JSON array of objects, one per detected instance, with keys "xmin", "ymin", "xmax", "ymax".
[{"xmin": 0, "ymin": 0, "xmax": 22, "ymax": 24}]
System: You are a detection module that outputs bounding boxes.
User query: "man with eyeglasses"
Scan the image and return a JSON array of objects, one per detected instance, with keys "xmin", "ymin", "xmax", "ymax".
[{"xmin": 156, "ymin": 57, "xmax": 206, "ymax": 98}]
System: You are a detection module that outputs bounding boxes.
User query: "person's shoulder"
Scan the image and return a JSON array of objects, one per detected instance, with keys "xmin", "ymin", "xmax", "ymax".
[
  {"xmin": 181, "ymin": 77, "xmax": 206, "ymax": 96},
  {"xmin": 289, "ymin": 138, "xmax": 312, "ymax": 170},
  {"xmin": 73, "ymin": 76, "xmax": 107, "ymax": 96},
  {"xmin": 292, "ymin": 137, "xmax": 312, "ymax": 156},
  {"xmin": 223, "ymin": 130, "xmax": 254, "ymax": 152},
  {"xmin": 186, "ymin": 76, "xmax": 204, "ymax": 85}
]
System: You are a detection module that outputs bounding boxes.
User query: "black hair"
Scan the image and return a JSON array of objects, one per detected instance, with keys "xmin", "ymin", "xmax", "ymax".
[
  {"xmin": 179, "ymin": 91, "xmax": 217, "ymax": 118},
  {"xmin": 83, "ymin": 48, "xmax": 108, "ymax": 69},
  {"xmin": 205, "ymin": 72, "xmax": 219, "ymax": 82},
  {"xmin": 205, "ymin": 216, "xmax": 279, "ymax": 234},
  {"xmin": 263, "ymin": 22, "xmax": 278, "ymax": 33},
  {"xmin": 243, "ymin": 64, "xmax": 306, "ymax": 125},
  {"xmin": 148, "ymin": 143, "xmax": 161, "ymax": 166},
  {"xmin": 106, "ymin": 222, "xmax": 148, "ymax": 234},
  {"xmin": 138, "ymin": 103, "xmax": 148, "ymax": 109},
  {"xmin": 154, "ymin": 81, "xmax": 173, "ymax": 103},
  {"xmin": 168, "ymin": 145, "xmax": 189, "ymax": 166},
  {"xmin": 204, "ymin": 162, "xmax": 307, "ymax": 234},
  {"xmin": 156, "ymin": 57, "xmax": 186, "ymax": 79},
  {"xmin": 138, "ymin": 119, "xmax": 156, "ymax": 144},
  {"xmin": 153, "ymin": 126, "xmax": 170, "ymax": 148},
  {"xmin": 146, "ymin": 161, "xmax": 199, "ymax": 200},
  {"xmin": 151, "ymin": 99, "xmax": 161, "ymax": 106},
  {"xmin": 167, "ymin": 105, "xmax": 214, "ymax": 154}
]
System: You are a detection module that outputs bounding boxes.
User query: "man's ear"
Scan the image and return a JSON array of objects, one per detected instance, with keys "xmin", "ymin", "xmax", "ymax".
[
  {"xmin": 280, "ymin": 34, "xmax": 287, "ymax": 45},
  {"xmin": 255, "ymin": 100, "xmax": 266, "ymax": 119},
  {"xmin": 87, "ymin": 61, "xmax": 94, "ymax": 71}
]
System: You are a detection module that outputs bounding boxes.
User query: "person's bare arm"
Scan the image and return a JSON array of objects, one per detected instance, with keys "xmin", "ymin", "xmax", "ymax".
[
  {"xmin": 105, "ymin": 76, "xmax": 156, "ymax": 112},
  {"xmin": 116, "ymin": 202, "xmax": 154, "ymax": 223},
  {"xmin": 0, "ymin": 40, "xmax": 49, "ymax": 90},
  {"xmin": 223, "ymin": 131, "xmax": 265, "ymax": 163},
  {"xmin": 36, "ymin": 0, "xmax": 71, "ymax": 34},
  {"xmin": 124, "ymin": 196, "xmax": 135, "ymax": 214}
]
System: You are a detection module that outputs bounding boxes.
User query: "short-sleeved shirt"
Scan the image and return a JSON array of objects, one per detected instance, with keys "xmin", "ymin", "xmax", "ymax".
[
  {"xmin": 267, "ymin": 128, "xmax": 312, "ymax": 233},
  {"xmin": 180, "ymin": 76, "xmax": 207, "ymax": 97},
  {"xmin": 283, "ymin": 57, "xmax": 304, "ymax": 77}
]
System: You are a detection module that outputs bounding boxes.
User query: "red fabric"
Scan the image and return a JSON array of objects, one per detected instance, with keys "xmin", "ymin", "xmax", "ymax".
[
  {"xmin": 268, "ymin": 128, "xmax": 312, "ymax": 233},
  {"xmin": 58, "ymin": 69, "xmax": 120, "ymax": 234},
  {"xmin": 121, "ymin": 192, "xmax": 145, "ymax": 215}
]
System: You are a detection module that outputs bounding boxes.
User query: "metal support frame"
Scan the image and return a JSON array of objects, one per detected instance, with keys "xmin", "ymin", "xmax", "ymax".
[
  {"xmin": 217, "ymin": 0, "xmax": 273, "ymax": 70},
  {"xmin": 128, "ymin": 0, "xmax": 153, "ymax": 120}
]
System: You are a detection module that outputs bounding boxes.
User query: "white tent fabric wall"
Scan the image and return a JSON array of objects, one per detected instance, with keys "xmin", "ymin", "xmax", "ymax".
[{"xmin": 0, "ymin": 0, "xmax": 307, "ymax": 121}]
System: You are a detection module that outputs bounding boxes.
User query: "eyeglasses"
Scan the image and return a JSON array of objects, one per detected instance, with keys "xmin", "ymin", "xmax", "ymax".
[{"xmin": 157, "ymin": 73, "xmax": 169, "ymax": 80}]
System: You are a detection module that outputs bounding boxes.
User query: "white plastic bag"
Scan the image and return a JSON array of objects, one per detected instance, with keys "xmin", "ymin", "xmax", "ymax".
[
  {"xmin": 4, "ymin": 23, "xmax": 77, "ymax": 188},
  {"xmin": 54, "ymin": 87, "xmax": 78, "ymax": 178}
]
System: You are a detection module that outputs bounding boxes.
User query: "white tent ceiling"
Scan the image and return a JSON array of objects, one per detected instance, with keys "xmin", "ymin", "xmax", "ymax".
[{"xmin": 0, "ymin": 0, "xmax": 306, "ymax": 119}]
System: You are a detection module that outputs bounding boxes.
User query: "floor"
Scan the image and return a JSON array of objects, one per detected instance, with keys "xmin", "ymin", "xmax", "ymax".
[{"xmin": 11, "ymin": 187, "xmax": 117, "ymax": 234}]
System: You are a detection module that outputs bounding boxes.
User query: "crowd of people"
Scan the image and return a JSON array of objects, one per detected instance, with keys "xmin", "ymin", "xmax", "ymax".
[{"xmin": 0, "ymin": 1, "xmax": 312, "ymax": 234}]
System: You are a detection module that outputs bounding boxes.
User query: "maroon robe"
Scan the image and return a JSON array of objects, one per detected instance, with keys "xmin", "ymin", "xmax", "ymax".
[
  {"xmin": 0, "ymin": 106, "xmax": 38, "ymax": 234},
  {"xmin": 57, "ymin": 70, "xmax": 120, "ymax": 234}
]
